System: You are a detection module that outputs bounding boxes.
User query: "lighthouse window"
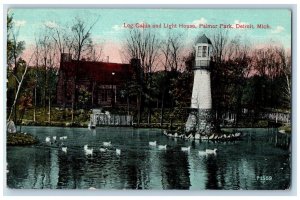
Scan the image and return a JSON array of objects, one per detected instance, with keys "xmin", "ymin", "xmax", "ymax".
[
  {"xmin": 202, "ymin": 46, "xmax": 207, "ymax": 57},
  {"xmin": 197, "ymin": 46, "xmax": 202, "ymax": 57},
  {"xmin": 207, "ymin": 47, "xmax": 210, "ymax": 57}
]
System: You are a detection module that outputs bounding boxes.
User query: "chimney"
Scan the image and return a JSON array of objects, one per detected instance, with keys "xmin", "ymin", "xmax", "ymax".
[
  {"xmin": 61, "ymin": 53, "xmax": 72, "ymax": 62},
  {"xmin": 130, "ymin": 58, "xmax": 141, "ymax": 68}
]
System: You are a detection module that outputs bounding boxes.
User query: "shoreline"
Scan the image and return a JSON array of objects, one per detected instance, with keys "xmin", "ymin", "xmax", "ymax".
[{"xmin": 14, "ymin": 122, "xmax": 286, "ymax": 129}]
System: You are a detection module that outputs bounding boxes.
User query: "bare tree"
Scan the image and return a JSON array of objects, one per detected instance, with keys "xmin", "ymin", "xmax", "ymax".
[
  {"xmin": 158, "ymin": 32, "xmax": 184, "ymax": 125},
  {"xmin": 277, "ymin": 47, "xmax": 291, "ymax": 108},
  {"xmin": 251, "ymin": 44, "xmax": 286, "ymax": 79},
  {"xmin": 161, "ymin": 32, "xmax": 184, "ymax": 71},
  {"xmin": 32, "ymin": 36, "xmax": 40, "ymax": 122},
  {"xmin": 39, "ymin": 32, "xmax": 51, "ymax": 109},
  {"xmin": 46, "ymin": 21, "xmax": 75, "ymax": 60},
  {"xmin": 86, "ymin": 43, "xmax": 104, "ymax": 62},
  {"xmin": 122, "ymin": 29, "xmax": 161, "ymax": 125},
  {"xmin": 71, "ymin": 17, "xmax": 99, "ymax": 62},
  {"xmin": 225, "ymin": 36, "xmax": 252, "ymax": 125},
  {"xmin": 207, "ymin": 30, "xmax": 229, "ymax": 125},
  {"xmin": 35, "ymin": 28, "xmax": 58, "ymax": 123},
  {"xmin": 210, "ymin": 29, "xmax": 229, "ymax": 63}
]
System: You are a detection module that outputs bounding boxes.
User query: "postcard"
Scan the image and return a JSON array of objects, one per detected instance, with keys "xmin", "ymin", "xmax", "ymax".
[{"xmin": 5, "ymin": 7, "xmax": 292, "ymax": 191}]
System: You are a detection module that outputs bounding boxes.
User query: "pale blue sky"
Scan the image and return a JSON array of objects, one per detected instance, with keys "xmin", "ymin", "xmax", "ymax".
[{"xmin": 9, "ymin": 8, "xmax": 291, "ymax": 62}]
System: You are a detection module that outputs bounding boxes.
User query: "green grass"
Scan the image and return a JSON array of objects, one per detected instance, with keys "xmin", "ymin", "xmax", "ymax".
[
  {"xmin": 11, "ymin": 106, "xmax": 287, "ymax": 129},
  {"xmin": 15, "ymin": 107, "xmax": 91, "ymax": 126},
  {"xmin": 7, "ymin": 132, "xmax": 38, "ymax": 146},
  {"xmin": 278, "ymin": 125, "xmax": 291, "ymax": 134}
]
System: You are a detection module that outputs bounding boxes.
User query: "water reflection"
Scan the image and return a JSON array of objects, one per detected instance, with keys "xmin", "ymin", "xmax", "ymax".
[
  {"xmin": 7, "ymin": 127, "xmax": 291, "ymax": 190},
  {"xmin": 159, "ymin": 150, "xmax": 191, "ymax": 189}
]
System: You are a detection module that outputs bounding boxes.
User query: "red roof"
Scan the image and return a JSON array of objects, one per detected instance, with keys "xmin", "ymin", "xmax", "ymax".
[{"xmin": 60, "ymin": 60, "xmax": 132, "ymax": 84}]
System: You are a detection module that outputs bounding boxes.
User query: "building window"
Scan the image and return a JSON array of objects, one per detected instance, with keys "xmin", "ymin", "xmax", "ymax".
[{"xmin": 101, "ymin": 89, "xmax": 108, "ymax": 102}]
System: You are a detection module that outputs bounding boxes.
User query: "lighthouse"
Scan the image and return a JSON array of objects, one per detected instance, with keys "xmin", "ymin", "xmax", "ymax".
[{"xmin": 185, "ymin": 34, "xmax": 214, "ymax": 134}]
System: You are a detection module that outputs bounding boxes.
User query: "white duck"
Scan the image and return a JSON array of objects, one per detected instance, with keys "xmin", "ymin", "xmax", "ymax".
[
  {"xmin": 158, "ymin": 144, "xmax": 167, "ymax": 150},
  {"xmin": 53, "ymin": 136, "xmax": 57, "ymax": 141},
  {"xmin": 62, "ymin": 147, "xmax": 67, "ymax": 153},
  {"xmin": 45, "ymin": 136, "xmax": 51, "ymax": 143},
  {"xmin": 99, "ymin": 148, "xmax": 107, "ymax": 152},
  {"xmin": 206, "ymin": 148, "xmax": 217, "ymax": 154},
  {"xmin": 84, "ymin": 145, "xmax": 93, "ymax": 156},
  {"xmin": 198, "ymin": 150, "xmax": 207, "ymax": 156},
  {"xmin": 181, "ymin": 146, "xmax": 191, "ymax": 152},
  {"xmin": 103, "ymin": 141, "xmax": 111, "ymax": 147},
  {"xmin": 149, "ymin": 141, "xmax": 157, "ymax": 146},
  {"xmin": 235, "ymin": 132, "xmax": 241, "ymax": 137},
  {"xmin": 59, "ymin": 136, "xmax": 67, "ymax": 140},
  {"xmin": 163, "ymin": 130, "xmax": 167, "ymax": 135},
  {"xmin": 116, "ymin": 148, "xmax": 121, "ymax": 155}
]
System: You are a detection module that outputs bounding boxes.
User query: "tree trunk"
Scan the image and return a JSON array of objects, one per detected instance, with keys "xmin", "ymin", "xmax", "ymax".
[
  {"xmin": 14, "ymin": 87, "xmax": 17, "ymax": 123},
  {"xmin": 137, "ymin": 93, "xmax": 141, "ymax": 125},
  {"xmin": 160, "ymin": 91, "xmax": 165, "ymax": 126},
  {"xmin": 44, "ymin": 58, "xmax": 47, "ymax": 109},
  {"xmin": 147, "ymin": 108, "xmax": 151, "ymax": 125},
  {"xmin": 48, "ymin": 94, "xmax": 51, "ymax": 123},
  {"xmin": 91, "ymin": 82, "xmax": 95, "ymax": 108},
  {"xmin": 19, "ymin": 111, "xmax": 25, "ymax": 133},
  {"xmin": 127, "ymin": 95, "xmax": 130, "ymax": 116},
  {"xmin": 33, "ymin": 85, "xmax": 36, "ymax": 122},
  {"xmin": 8, "ymin": 64, "xmax": 29, "ymax": 121},
  {"xmin": 71, "ymin": 101, "xmax": 74, "ymax": 123}
]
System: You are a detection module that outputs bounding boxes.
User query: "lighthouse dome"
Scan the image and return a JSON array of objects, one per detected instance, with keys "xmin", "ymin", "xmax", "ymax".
[{"xmin": 196, "ymin": 34, "xmax": 212, "ymax": 45}]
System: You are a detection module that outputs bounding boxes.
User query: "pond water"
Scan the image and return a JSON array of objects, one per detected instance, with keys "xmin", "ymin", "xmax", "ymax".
[{"xmin": 6, "ymin": 126, "xmax": 291, "ymax": 190}]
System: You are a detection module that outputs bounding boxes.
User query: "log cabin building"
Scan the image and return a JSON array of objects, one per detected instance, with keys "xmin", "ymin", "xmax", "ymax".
[{"xmin": 56, "ymin": 53, "xmax": 139, "ymax": 108}]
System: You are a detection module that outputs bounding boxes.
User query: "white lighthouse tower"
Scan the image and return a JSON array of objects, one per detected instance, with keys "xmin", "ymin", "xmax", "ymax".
[{"xmin": 186, "ymin": 34, "xmax": 214, "ymax": 134}]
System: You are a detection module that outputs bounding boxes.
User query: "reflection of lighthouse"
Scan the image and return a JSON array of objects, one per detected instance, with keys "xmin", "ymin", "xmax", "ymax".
[{"xmin": 186, "ymin": 34, "xmax": 214, "ymax": 134}]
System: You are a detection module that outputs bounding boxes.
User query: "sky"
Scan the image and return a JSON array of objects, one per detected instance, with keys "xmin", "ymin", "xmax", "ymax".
[{"xmin": 9, "ymin": 8, "xmax": 292, "ymax": 63}]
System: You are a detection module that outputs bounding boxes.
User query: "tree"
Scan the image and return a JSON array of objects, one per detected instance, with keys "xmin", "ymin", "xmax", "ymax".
[
  {"xmin": 45, "ymin": 17, "xmax": 99, "ymax": 121},
  {"xmin": 250, "ymin": 45, "xmax": 291, "ymax": 110},
  {"xmin": 279, "ymin": 48, "xmax": 291, "ymax": 109},
  {"xmin": 71, "ymin": 17, "xmax": 98, "ymax": 62},
  {"xmin": 7, "ymin": 13, "xmax": 26, "ymax": 123},
  {"xmin": 8, "ymin": 56, "xmax": 34, "ymax": 122},
  {"xmin": 18, "ymin": 92, "xmax": 33, "ymax": 132},
  {"xmin": 159, "ymin": 32, "xmax": 184, "ymax": 125},
  {"xmin": 7, "ymin": 13, "xmax": 14, "ymax": 67},
  {"xmin": 34, "ymin": 28, "xmax": 58, "ymax": 123},
  {"xmin": 210, "ymin": 29, "xmax": 229, "ymax": 63},
  {"xmin": 70, "ymin": 17, "xmax": 98, "ymax": 121},
  {"xmin": 122, "ymin": 29, "xmax": 161, "ymax": 125},
  {"xmin": 209, "ymin": 30, "xmax": 229, "ymax": 128},
  {"xmin": 224, "ymin": 36, "xmax": 252, "ymax": 125}
]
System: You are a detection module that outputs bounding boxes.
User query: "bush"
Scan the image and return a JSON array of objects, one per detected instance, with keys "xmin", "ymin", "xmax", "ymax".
[
  {"xmin": 256, "ymin": 120, "xmax": 268, "ymax": 127},
  {"xmin": 7, "ymin": 132, "xmax": 38, "ymax": 146}
]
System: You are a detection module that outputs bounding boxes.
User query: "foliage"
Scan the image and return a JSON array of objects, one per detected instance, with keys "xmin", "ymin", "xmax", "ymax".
[
  {"xmin": 78, "ymin": 85, "xmax": 92, "ymax": 108},
  {"xmin": 7, "ymin": 132, "xmax": 38, "ymax": 146}
]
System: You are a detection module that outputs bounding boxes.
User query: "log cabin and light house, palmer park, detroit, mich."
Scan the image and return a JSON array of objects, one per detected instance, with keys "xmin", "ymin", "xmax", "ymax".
[{"xmin": 122, "ymin": 22, "xmax": 271, "ymax": 29}]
